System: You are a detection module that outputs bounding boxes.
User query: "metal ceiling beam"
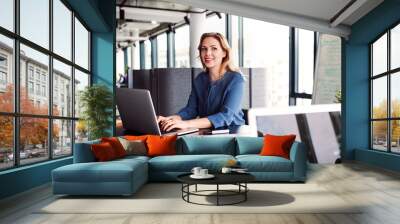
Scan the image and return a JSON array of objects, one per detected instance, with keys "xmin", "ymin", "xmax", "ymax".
[
  {"xmin": 169, "ymin": 0, "xmax": 351, "ymax": 37},
  {"xmin": 117, "ymin": 4, "xmax": 206, "ymax": 14},
  {"xmin": 330, "ymin": 0, "xmax": 367, "ymax": 27}
]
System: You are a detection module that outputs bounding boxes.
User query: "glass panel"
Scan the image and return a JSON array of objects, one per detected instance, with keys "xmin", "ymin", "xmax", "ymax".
[
  {"xmin": 53, "ymin": 59, "xmax": 72, "ymax": 117},
  {"xmin": 296, "ymin": 98, "xmax": 312, "ymax": 106},
  {"xmin": 391, "ymin": 72, "xmax": 400, "ymax": 118},
  {"xmin": 75, "ymin": 17, "xmax": 89, "ymax": 70},
  {"xmin": 127, "ymin": 47, "xmax": 132, "ymax": 69},
  {"xmin": 372, "ymin": 77, "xmax": 387, "ymax": 119},
  {"xmin": 0, "ymin": 0, "xmax": 14, "ymax": 31},
  {"xmin": 231, "ymin": 15, "xmax": 239, "ymax": 66},
  {"xmin": 116, "ymin": 48, "xmax": 124, "ymax": 79},
  {"xmin": 0, "ymin": 35, "xmax": 14, "ymax": 112},
  {"xmin": 175, "ymin": 25, "xmax": 190, "ymax": 68},
  {"xmin": 391, "ymin": 24, "xmax": 400, "ymax": 70},
  {"xmin": 74, "ymin": 69, "xmax": 89, "ymax": 118},
  {"xmin": 20, "ymin": 0, "xmax": 49, "ymax": 49},
  {"xmin": 372, "ymin": 121, "xmax": 387, "ymax": 151},
  {"xmin": 0, "ymin": 116, "xmax": 13, "ymax": 170},
  {"xmin": 157, "ymin": 33, "xmax": 167, "ymax": 68},
  {"xmin": 145, "ymin": 40, "xmax": 151, "ymax": 69},
  {"xmin": 75, "ymin": 120, "xmax": 88, "ymax": 143},
  {"xmin": 20, "ymin": 44, "xmax": 49, "ymax": 115},
  {"xmin": 243, "ymin": 18, "xmax": 289, "ymax": 108},
  {"xmin": 133, "ymin": 44, "xmax": 140, "ymax": 69},
  {"xmin": 372, "ymin": 34, "xmax": 387, "ymax": 76},
  {"xmin": 298, "ymin": 29, "xmax": 314, "ymax": 94},
  {"xmin": 53, "ymin": 119, "xmax": 72, "ymax": 158},
  {"xmin": 53, "ymin": 0, "xmax": 72, "ymax": 60},
  {"xmin": 313, "ymin": 34, "xmax": 342, "ymax": 105},
  {"xmin": 205, "ymin": 13, "xmax": 226, "ymax": 36},
  {"xmin": 391, "ymin": 120, "xmax": 400, "ymax": 153},
  {"xmin": 20, "ymin": 117, "xmax": 49, "ymax": 165}
]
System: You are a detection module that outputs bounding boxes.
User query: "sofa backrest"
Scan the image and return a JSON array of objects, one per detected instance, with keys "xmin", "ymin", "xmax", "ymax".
[
  {"xmin": 235, "ymin": 136, "xmax": 264, "ymax": 155},
  {"xmin": 73, "ymin": 140, "xmax": 100, "ymax": 163},
  {"xmin": 177, "ymin": 136, "xmax": 236, "ymax": 155}
]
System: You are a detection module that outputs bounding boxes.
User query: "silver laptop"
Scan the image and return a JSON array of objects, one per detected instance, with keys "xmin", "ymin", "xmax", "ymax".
[{"xmin": 116, "ymin": 88, "xmax": 199, "ymax": 136}]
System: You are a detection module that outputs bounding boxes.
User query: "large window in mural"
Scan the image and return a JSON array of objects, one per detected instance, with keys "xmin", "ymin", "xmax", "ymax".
[
  {"xmin": 0, "ymin": 0, "xmax": 91, "ymax": 170},
  {"xmin": 371, "ymin": 23, "xmax": 400, "ymax": 153}
]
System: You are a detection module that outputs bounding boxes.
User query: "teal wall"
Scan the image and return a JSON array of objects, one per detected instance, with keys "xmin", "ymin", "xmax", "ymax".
[
  {"xmin": 355, "ymin": 149, "xmax": 400, "ymax": 172},
  {"xmin": 0, "ymin": 0, "xmax": 116, "ymax": 200},
  {"xmin": 0, "ymin": 158, "xmax": 72, "ymax": 199},
  {"xmin": 344, "ymin": 0, "xmax": 400, "ymax": 171},
  {"xmin": 91, "ymin": 0, "xmax": 116, "ymax": 136}
]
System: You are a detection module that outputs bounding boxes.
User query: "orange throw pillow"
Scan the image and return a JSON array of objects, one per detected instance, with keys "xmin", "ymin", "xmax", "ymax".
[
  {"xmin": 124, "ymin": 135, "xmax": 148, "ymax": 141},
  {"xmin": 91, "ymin": 142, "xmax": 118, "ymax": 161},
  {"xmin": 101, "ymin": 137, "xmax": 126, "ymax": 158},
  {"xmin": 146, "ymin": 135, "xmax": 177, "ymax": 157},
  {"xmin": 260, "ymin": 134, "xmax": 296, "ymax": 159}
]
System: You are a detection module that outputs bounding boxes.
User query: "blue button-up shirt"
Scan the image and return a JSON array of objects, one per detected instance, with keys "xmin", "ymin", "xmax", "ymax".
[{"xmin": 177, "ymin": 71, "xmax": 245, "ymax": 129}]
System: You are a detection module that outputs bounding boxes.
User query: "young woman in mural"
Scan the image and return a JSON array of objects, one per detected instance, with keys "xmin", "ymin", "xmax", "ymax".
[{"xmin": 158, "ymin": 32, "xmax": 245, "ymax": 131}]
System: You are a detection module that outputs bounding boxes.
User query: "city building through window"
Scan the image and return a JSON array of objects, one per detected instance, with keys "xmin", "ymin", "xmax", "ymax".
[{"xmin": 0, "ymin": 0, "xmax": 91, "ymax": 171}]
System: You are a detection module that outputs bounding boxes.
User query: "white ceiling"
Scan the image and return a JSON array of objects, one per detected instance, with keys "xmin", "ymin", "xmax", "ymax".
[
  {"xmin": 169, "ymin": 0, "xmax": 383, "ymax": 37},
  {"xmin": 116, "ymin": 0, "xmax": 384, "ymax": 44},
  {"xmin": 223, "ymin": 0, "xmax": 353, "ymax": 22}
]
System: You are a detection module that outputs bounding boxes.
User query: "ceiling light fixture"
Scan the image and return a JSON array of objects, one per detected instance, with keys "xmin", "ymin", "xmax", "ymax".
[
  {"xmin": 168, "ymin": 24, "xmax": 175, "ymax": 33},
  {"xmin": 184, "ymin": 15, "xmax": 190, "ymax": 25},
  {"xmin": 119, "ymin": 9, "xmax": 125, "ymax": 20}
]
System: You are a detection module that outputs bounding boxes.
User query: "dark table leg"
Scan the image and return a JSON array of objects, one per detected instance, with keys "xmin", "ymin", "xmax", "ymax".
[
  {"xmin": 245, "ymin": 183, "xmax": 247, "ymax": 201},
  {"xmin": 217, "ymin": 184, "xmax": 220, "ymax": 206},
  {"xmin": 181, "ymin": 184, "xmax": 183, "ymax": 199},
  {"xmin": 187, "ymin": 184, "xmax": 190, "ymax": 202}
]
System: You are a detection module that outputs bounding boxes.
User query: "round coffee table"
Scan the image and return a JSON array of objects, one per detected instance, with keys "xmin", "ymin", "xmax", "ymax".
[{"xmin": 177, "ymin": 173, "xmax": 255, "ymax": 206}]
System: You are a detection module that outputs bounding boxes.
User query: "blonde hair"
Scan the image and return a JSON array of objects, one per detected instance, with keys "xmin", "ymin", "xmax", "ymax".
[{"xmin": 197, "ymin": 32, "xmax": 238, "ymax": 75}]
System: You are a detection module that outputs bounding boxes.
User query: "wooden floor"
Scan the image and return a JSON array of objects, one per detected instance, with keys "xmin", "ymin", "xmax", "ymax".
[{"xmin": 1, "ymin": 162, "xmax": 400, "ymax": 224}]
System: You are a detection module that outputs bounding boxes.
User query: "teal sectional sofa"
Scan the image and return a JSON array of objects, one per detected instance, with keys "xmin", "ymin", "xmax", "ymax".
[{"xmin": 52, "ymin": 136, "xmax": 307, "ymax": 196}]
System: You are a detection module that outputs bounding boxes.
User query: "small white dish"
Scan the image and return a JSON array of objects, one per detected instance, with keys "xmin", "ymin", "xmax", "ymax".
[{"xmin": 190, "ymin": 174, "xmax": 215, "ymax": 179}]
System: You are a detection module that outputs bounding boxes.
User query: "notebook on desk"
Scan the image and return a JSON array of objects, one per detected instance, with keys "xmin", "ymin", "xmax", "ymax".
[{"xmin": 116, "ymin": 88, "xmax": 199, "ymax": 136}]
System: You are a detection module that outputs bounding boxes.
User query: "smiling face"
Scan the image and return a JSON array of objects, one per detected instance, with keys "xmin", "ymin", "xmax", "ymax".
[{"xmin": 199, "ymin": 37, "xmax": 227, "ymax": 71}]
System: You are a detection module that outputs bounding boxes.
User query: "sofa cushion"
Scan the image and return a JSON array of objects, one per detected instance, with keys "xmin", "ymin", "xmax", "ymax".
[
  {"xmin": 236, "ymin": 155, "xmax": 293, "ymax": 172},
  {"xmin": 101, "ymin": 137, "xmax": 127, "ymax": 158},
  {"xmin": 53, "ymin": 158, "xmax": 147, "ymax": 183},
  {"xmin": 260, "ymin": 134, "xmax": 296, "ymax": 159},
  {"xmin": 91, "ymin": 142, "xmax": 118, "ymax": 162},
  {"xmin": 124, "ymin": 135, "xmax": 149, "ymax": 141},
  {"xmin": 74, "ymin": 140, "xmax": 100, "ymax": 163},
  {"xmin": 148, "ymin": 154, "xmax": 235, "ymax": 172},
  {"xmin": 115, "ymin": 155, "xmax": 150, "ymax": 163},
  {"xmin": 235, "ymin": 137, "xmax": 263, "ymax": 155},
  {"xmin": 118, "ymin": 137, "xmax": 147, "ymax": 156},
  {"xmin": 179, "ymin": 136, "xmax": 236, "ymax": 155},
  {"xmin": 147, "ymin": 135, "xmax": 177, "ymax": 156}
]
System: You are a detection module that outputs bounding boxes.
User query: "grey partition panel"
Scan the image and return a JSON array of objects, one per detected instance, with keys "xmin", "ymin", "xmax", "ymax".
[
  {"xmin": 191, "ymin": 68, "xmax": 203, "ymax": 80},
  {"xmin": 156, "ymin": 68, "xmax": 193, "ymax": 116},
  {"xmin": 251, "ymin": 68, "xmax": 268, "ymax": 107},
  {"xmin": 131, "ymin": 69, "xmax": 151, "ymax": 90},
  {"xmin": 150, "ymin": 69, "xmax": 158, "ymax": 113},
  {"xmin": 240, "ymin": 68, "xmax": 250, "ymax": 109}
]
